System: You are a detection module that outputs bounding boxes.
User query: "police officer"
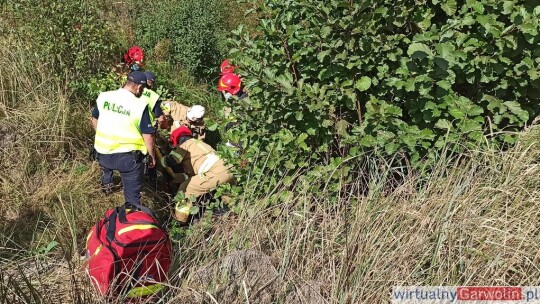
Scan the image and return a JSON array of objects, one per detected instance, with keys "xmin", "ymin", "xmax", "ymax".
[
  {"xmin": 91, "ymin": 71, "xmax": 156, "ymax": 204},
  {"xmin": 140, "ymin": 71, "xmax": 166, "ymax": 182},
  {"xmin": 140, "ymin": 71, "xmax": 166, "ymax": 130},
  {"xmin": 161, "ymin": 126, "xmax": 235, "ymax": 223}
]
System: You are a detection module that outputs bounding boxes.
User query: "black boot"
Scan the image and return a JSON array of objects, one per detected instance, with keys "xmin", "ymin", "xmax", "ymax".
[{"xmin": 101, "ymin": 183, "xmax": 114, "ymax": 195}]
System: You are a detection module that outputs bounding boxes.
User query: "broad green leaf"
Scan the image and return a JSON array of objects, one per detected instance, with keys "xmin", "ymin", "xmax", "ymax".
[
  {"xmin": 320, "ymin": 26, "xmax": 332, "ymax": 38},
  {"xmin": 504, "ymin": 101, "xmax": 529, "ymax": 122},
  {"xmin": 502, "ymin": 1, "xmax": 514, "ymax": 14},
  {"xmin": 469, "ymin": 1, "xmax": 484, "ymax": 14},
  {"xmin": 528, "ymin": 69, "xmax": 539, "ymax": 80},
  {"xmin": 296, "ymin": 133, "xmax": 309, "ymax": 150},
  {"xmin": 435, "ymin": 42, "xmax": 455, "ymax": 61},
  {"xmin": 441, "ymin": 0, "xmax": 457, "ymax": 15},
  {"xmin": 449, "ymin": 108, "xmax": 465, "ymax": 119},
  {"xmin": 206, "ymin": 122, "xmax": 219, "ymax": 131},
  {"xmin": 437, "ymin": 80, "xmax": 452, "ymax": 90},
  {"xmin": 407, "ymin": 43, "xmax": 432, "ymax": 57},
  {"xmin": 344, "ymin": 89, "xmax": 357, "ymax": 110},
  {"xmin": 355, "ymin": 76, "xmax": 372, "ymax": 92},
  {"xmin": 317, "ymin": 50, "xmax": 330, "ymax": 62},
  {"xmin": 435, "ymin": 119, "xmax": 452, "ymax": 130}
]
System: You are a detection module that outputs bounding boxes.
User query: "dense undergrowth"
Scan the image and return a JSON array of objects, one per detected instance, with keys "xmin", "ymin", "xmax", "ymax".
[{"xmin": 1, "ymin": 0, "xmax": 540, "ymax": 303}]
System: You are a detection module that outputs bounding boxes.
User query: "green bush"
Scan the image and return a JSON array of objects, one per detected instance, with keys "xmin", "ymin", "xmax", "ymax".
[
  {"xmin": 7, "ymin": 0, "xmax": 122, "ymax": 86},
  {"xmin": 134, "ymin": 0, "xmax": 227, "ymax": 81},
  {"xmin": 228, "ymin": 0, "xmax": 540, "ymax": 173}
]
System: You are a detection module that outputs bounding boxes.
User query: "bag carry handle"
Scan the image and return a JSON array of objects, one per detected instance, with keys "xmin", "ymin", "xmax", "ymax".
[
  {"xmin": 107, "ymin": 203, "xmax": 165, "ymax": 243},
  {"xmin": 123, "ymin": 202, "xmax": 157, "ymax": 220},
  {"xmin": 120, "ymin": 202, "xmax": 165, "ymax": 230},
  {"xmin": 105, "ymin": 207, "xmax": 120, "ymax": 244}
]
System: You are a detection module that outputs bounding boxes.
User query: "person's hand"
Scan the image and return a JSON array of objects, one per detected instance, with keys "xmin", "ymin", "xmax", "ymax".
[
  {"xmin": 158, "ymin": 117, "xmax": 169, "ymax": 129},
  {"xmin": 148, "ymin": 156, "xmax": 156, "ymax": 168}
]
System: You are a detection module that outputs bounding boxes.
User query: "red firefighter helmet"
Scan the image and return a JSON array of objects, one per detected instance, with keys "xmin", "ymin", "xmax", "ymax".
[
  {"xmin": 123, "ymin": 46, "xmax": 144, "ymax": 66},
  {"xmin": 220, "ymin": 59, "xmax": 235, "ymax": 75},
  {"xmin": 170, "ymin": 125, "xmax": 193, "ymax": 146},
  {"xmin": 217, "ymin": 73, "xmax": 242, "ymax": 95}
]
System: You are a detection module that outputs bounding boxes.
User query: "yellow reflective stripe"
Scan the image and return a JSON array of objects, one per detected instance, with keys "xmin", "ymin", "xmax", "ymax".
[
  {"xmin": 160, "ymin": 156, "xmax": 168, "ymax": 168},
  {"xmin": 94, "ymin": 141, "xmax": 146, "ymax": 154},
  {"xmin": 95, "ymin": 130, "xmax": 143, "ymax": 142},
  {"xmin": 94, "ymin": 130, "xmax": 146, "ymax": 153},
  {"xmin": 86, "ymin": 230, "xmax": 93, "ymax": 244},
  {"xmin": 126, "ymin": 284, "xmax": 164, "ymax": 298},
  {"xmin": 195, "ymin": 140, "xmax": 210, "ymax": 154},
  {"xmin": 94, "ymin": 140, "xmax": 145, "ymax": 150},
  {"xmin": 160, "ymin": 151, "xmax": 182, "ymax": 168},
  {"xmin": 170, "ymin": 150, "xmax": 183, "ymax": 163},
  {"xmin": 94, "ymin": 244, "xmax": 102, "ymax": 256},
  {"xmin": 117, "ymin": 224, "xmax": 159, "ymax": 235}
]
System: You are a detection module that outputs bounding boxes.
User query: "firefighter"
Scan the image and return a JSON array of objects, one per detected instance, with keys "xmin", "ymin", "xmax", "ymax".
[
  {"xmin": 123, "ymin": 46, "xmax": 145, "ymax": 72},
  {"xmin": 111, "ymin": 45, "xmax": 145, "ymax": 84},
  {"xmin": 217, "ymin": 73, "xmax": 249, "ymax": 149},
  {"xmin": 161, "ymin": 101, "xmax": 206, "ymax": 140},
  {"xmin": 220, "ymin": 59, "xmax": 235, "ymax": 75},
  {"xmin": 91, "ymin": 71, "xmax": 156, "ymax": 204},
  {"xmin": 217, "ymin": 73, "xmax": 248, "ymax": 102},
  {"xmin": 161, "ymin": 126, "xmax": 235, "ymax": 223}
]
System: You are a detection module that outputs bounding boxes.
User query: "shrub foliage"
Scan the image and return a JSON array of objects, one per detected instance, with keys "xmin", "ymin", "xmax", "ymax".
[
  {"xmin": 8, "ymin": 0, "xmax": 121, "ymax": 83},
  {"xmin": 134, "ymin": 0, "xmax": 226, "ymax": 80},
  {"xmin": 229, "ymin": 0, "xmax": 540, "ymax": 168}
]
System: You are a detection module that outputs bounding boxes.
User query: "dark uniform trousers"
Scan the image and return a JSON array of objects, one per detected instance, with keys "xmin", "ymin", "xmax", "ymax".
[{"xmin": 98, "ymin": 152, "xmax": 143, "ymax": 204}]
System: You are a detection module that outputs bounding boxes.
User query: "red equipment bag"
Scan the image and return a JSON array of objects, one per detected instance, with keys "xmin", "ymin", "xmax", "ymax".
[{"xmin": 86, "ymin": 202, "xmax": 172, "ymax": 299}]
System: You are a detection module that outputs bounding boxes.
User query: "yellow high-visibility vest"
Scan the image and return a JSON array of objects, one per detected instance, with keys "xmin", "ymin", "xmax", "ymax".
[
  {"xmin": 94, "ymin": 88, "xmax": 148, "ymax": 154},
  {"xmin": 140, "ymin": 88, "xmax": 160, "ymax": 126}
]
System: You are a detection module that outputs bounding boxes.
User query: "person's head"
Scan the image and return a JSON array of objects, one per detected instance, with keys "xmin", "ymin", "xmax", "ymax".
[
  {"xmin": 144, "ymin": 71, "xmax": 157, "ymax": 90},
  {"xmin": 220, "ymin": 59, "xmax": 235, "ymax": 75},
  {"xmin": 186, "ymin": 105, "xmax": 205, "ymax": 123},
  {"xmin": 125, "ymin": 71, "xmax": 147, "ymax": 97},
  {"xmin": 217, "ymin": 73, "xmax": 242, "ymax": 100},
  {"xmin": 124, "ymin": 46, "xmax": 144, "ymax": 71},
  {"xmin": 169, "ymin": 125, "xmax": 193, "ymax": 146}
]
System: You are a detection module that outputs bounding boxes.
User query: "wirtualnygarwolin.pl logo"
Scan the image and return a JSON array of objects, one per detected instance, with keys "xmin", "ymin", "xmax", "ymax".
[{"xmin": 392, "ymin": 286, "xmax": 540, "ymax": 303}]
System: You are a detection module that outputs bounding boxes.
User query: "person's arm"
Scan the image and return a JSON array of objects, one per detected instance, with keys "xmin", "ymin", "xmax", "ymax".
[
  {"xmin": 154, "ymin": 100, "xmax": 168, "ymax": 129},
  {"xmin": 142, "ymin": 134, "xmax": 156, "ymax": 168},
  {"xmin": 154, "ymin": 100, "xmax": 164, "ymax": 118},
  {"xmin": 140, "ymin": 108, "xmax": 156, "ymax": 168},
  {"xmin": 160, "ymin": 148, "xmax": 187, "ymax": 169},
  {"xmin": 91, "ymin": 107, "xmax": 99, "ymax": 130}
]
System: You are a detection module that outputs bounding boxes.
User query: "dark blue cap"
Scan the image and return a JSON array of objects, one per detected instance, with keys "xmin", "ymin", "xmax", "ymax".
[
  {"xmin": 127, "ymin": 71, "xmax": 147, "ymax": 84},
  {"xmin": 144, "ymin": 71, "xmax": 156, "ymax": 82}
]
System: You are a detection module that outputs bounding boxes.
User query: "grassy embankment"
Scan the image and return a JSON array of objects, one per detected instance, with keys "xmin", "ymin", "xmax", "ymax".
[{"xmin": 1, "ymin": 36, "xmax": 540, "ymax": 304}]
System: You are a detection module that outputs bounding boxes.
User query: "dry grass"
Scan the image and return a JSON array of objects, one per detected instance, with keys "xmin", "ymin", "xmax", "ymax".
[{"xmin": 166, "ymin": 134, "xmax": 540, "ymax": 303}]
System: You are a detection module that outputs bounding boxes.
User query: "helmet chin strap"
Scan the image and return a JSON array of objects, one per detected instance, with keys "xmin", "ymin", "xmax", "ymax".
[{"xmin": 223, "ymin": 92, "xmax": 233, "ymax": 100}]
